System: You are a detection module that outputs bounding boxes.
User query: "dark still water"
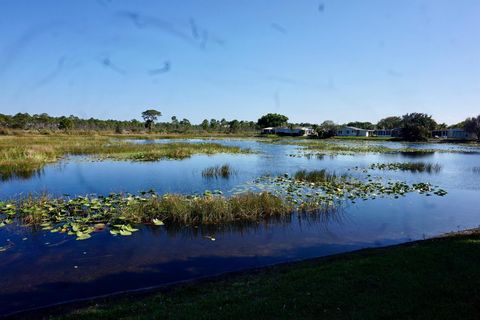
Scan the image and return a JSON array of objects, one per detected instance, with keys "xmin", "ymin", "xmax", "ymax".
[{"xmin": 0, "ymin": 139, "xmax": 479, "ymax": 315}]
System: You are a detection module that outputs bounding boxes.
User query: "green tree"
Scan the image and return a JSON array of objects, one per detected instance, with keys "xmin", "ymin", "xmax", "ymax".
[
  {"xmin": 377, "ymin": 116, "xmax": 402, "ymax": 129},
  {"xmin": 201, "ymin": 119, "xmax": 209, "ymax": 131},
  {"xmin": 58, "ymin": 116, "xmax": 75, "ymax": 131},
  {"xmin": 228, "ymin": 120, "xmax": 240, "ymax": 133},
  {"xmin": 257, "ymin": 113, "xmax": 289, "ymax": 128},
  {"xmin": 210, "ymin": 119, "xmax": 218, "ymax": 130},
  {"xmin": 141, "ymin": 109, "xmax": 162, "ymax": 131},
  {"xmin": 11, "ymin": 113, "xmax": 31, "ymax": 129},
  {"xmin": 400, "ymin": 113, "xmax": 437, "ymax": 141},
  {"xmin": 316, "ymin": 120, "xmax": 337, "ymax": 138},
  {"xmin": 346, "ymin": 121, "xmax": 375, "ymax": 130},
  {"xmin": 464, "ymin": 115, "xmax": 480, "ymax": 140}
]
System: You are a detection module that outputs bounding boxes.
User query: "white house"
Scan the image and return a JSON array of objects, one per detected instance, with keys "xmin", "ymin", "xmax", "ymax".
[
  {"xmin": 261, "ymin": 127, "xmax": 275, "ymax": 134},
  {"xmin": 336, "ymin": 126, "xmax": 374, "ymax": 137},
  {"xmin": 261, "ymin": 127, "xmax": 316, "ymax": 137},
  {"xmin": 274, "ymin": 127, "xmax": 316, "ymax": 137}
]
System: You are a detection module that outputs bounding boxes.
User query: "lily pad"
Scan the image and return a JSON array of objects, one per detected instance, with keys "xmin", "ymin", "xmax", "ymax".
[{"xmin": 152, "ymin": 219, "xmax": 164, "ymax": 226}]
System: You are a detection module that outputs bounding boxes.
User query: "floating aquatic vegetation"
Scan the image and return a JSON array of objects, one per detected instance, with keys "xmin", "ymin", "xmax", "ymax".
[
  {"xmin": 235, "ymin": 170, "xmax": 448, "ymax": 208},
  {"xmin": 202, "ymin": 164, "xmax": 235, "ymax": 179},
  {"xmin": 294, "ymin": 169, "xmax": 344, "ymax": 184},
  {"xmin": 0, "ymin": 191, "xmax": 297, "ymax": 241},
  {"xmin": 289, "ymin": 153, "xmax": 328, "ymax": 160},
  {"xmin": 368, "ymin": 162, "xmax": 442, "ymax": 173},
  {"xmin": 273, "ymin": 140, "xmax": 480, "ymax": 155}
]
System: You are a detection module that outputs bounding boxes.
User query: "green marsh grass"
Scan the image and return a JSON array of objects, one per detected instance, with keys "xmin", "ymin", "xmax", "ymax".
[
  {"xmin": 293, "ymin": 169, "xmax": 343, "ymax": 184},
  {"xmin": 0, "ymin": 135, "xmax": 250, "ymax": 180},
  {"xmin": 369, "ymin": 162, "xmax": 442, "ymax": 173},
  {"xmin": 0, "ymin": 192, "xmax": 294, "ymax": 240}
]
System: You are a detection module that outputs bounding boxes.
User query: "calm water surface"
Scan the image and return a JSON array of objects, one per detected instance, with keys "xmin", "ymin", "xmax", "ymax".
[{"xmin": 1, "ymin": 139, "xmax": 479, "ymax": 315}]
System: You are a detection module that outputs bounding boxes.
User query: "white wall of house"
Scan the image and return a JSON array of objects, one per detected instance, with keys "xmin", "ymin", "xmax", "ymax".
[
  {"xmin": 337, "ymin": 126, "xmax": 372, "ymax": 137},
  {"xmin": 262, "ymin": 127, "xmax": 315, "ymax": 136}
]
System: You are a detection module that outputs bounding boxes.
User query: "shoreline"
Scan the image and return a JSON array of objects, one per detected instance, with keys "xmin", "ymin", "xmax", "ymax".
[{"xmin": 5, "ymin": 227, "xmax": 480, "ymax": 319}]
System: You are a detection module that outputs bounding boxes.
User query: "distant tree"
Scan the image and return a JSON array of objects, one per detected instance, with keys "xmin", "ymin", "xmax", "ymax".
[
  {"xmin": 11, "ymin": 113, "xmax": 31, "ymax": 129},
  {"xmin": 346, "ymin": 121, "xmax": 375, "ymax": 130},
  {"xmin": 377, "ymin": 116, "xmax": 402, "ymax": 129},
  {"xmin": 316, "ymin": 120, "xmax": 337, "ymax": 138},
  {"xmin": 58, "ymin": 116, "xmax": 74, "ymax": 131},
  {"xmin": 257, "ymin": 113, "xmax": 289, "ymax": 128},
  {"xmin": 201, "ymin": 119, "xmax": 209, "ymax": 131},
  {"xmin": 229, "ymin": 120, "xmax": 240, "ymax": 133},
  {"xmin": 210, "ymin": 119, "xmax": 218, "ymax": 129},
  {"xmin": 448, "ymin": 121, "xmax": 466, "ymax": 129},
  {"xmin": 400, "ymin": 113, "xmax": 437, "ymax": 141},
  {"xmin": 141, "ymin": 109, "xmax": 162, "ymax": 131},
  {"xmin": 464, "ymin": 115, "xmax": 480, "ymax": 140},
  {"xmin": 179, "ymin": 118, "xmax": 191, "ymax": 127}
]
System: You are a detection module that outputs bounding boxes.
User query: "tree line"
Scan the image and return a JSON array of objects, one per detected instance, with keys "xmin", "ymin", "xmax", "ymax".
[
  {"xmin": 0, "ymin": 111, "xmax": 257, "ymax": 134},
  {"xmin": 0, "ymin": 110, "xmax": 478, "ymax": 141}
]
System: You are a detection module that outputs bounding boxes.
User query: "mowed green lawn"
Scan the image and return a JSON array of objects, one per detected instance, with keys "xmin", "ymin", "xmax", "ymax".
[{"xmin": 32, "ymin": 230, "xmax": 480, "ymax": 320}]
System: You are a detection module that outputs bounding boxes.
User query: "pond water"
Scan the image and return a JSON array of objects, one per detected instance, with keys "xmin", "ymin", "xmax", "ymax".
[{"xmin": 1, "ymin": 139, "xmax": 480, "ymax": 315}]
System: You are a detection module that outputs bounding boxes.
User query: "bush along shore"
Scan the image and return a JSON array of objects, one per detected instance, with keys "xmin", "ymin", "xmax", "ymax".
[{"xmin": 0, "ymin": 170, "xmax": 447, "ymax": 242}]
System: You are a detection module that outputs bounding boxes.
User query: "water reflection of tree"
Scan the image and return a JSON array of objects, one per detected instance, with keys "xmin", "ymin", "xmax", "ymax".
[{"xmin": 0, "ymin": 168, "xmax": 44, "ymax": 182}]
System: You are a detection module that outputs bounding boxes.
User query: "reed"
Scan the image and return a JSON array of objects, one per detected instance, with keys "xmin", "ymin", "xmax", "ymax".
[
  {"xmin": 0, "ymin": 192, "xmax": 294, "ymax": 239},
  {"xmin": 202, "ymin": 164, "xmax": 235, "ymax": 178},
  {"xmin": 294, "ymin": 169, "xmax": 342, "ymax": 184},
  {"xmin": 370, "ymin": 162, "xmax": 442, "ymax": 173}
]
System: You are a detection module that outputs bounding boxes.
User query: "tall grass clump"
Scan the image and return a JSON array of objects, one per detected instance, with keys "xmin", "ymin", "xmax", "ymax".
[
  {"xmin": 129, "ymin": 192, "xmax": 290, "ymax": 225},
  {"xmin": 294, "ymin": 169, "xmax": 341, "ymax": 184},
  {"xmin": 370, "ymin": 162, "xmax": 442, "ymax": 173},
  {"xmin": 1, "ymin": 192, "xmax": 294, "ymax": 239},
  {"xmin": 202, "ymin": 164, "xmax": 235, "ymax": 179}
]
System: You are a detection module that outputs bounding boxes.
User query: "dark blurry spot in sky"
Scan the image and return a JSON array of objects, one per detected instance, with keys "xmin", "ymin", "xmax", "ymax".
[
  {"xmin": 149, "ymin": 61, "xmax": 171, "ymax": 75},
  {"xmin": 387, "ymin": 69, "xmax": 403, "ymax": 78},
  {"xmin": 271, "ymin": 23, "xmax": 287, "ymax": 34},
  {"xmin": 33, "ymin": 56, "xmax": 66, "ymax": 88},
  {"xmin": 100, "ymin": 57, "xmax": 126, "ymax": 75},
  {"xmin": 274, "ymin": 90, "xmax": 280, "ymax": 109},
  {"xmin": 266, "ymin": 75, "xmax": 299, "ymax": 85},
  {"xmin": 97, "ymin": 0, "xmax": 113, "ymax": 7},
  {"xmin": 0, "ymin": 23, "xmax": 60, "ymax": 76},
  {"xmin": 189, "ymin": 18, "xmax": 200, "ymax": 39},
  {"xmin": 318, "ymin": 3, "xmax": 325, "ymax": 13},
  {"xmin": 117, "ymin": 11, "xmax": 225, "ymax": 50}
]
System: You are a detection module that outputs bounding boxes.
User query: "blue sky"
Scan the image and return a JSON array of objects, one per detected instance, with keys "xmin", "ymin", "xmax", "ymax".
[{"xmin": 0, "ymin": 0, "xmax": 479, "ymax": 124}]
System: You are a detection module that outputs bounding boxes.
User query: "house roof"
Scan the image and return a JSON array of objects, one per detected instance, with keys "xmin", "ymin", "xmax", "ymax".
[{"xmin": 340, "ymin": 126, "xmax": 374, "ymax": 132}]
